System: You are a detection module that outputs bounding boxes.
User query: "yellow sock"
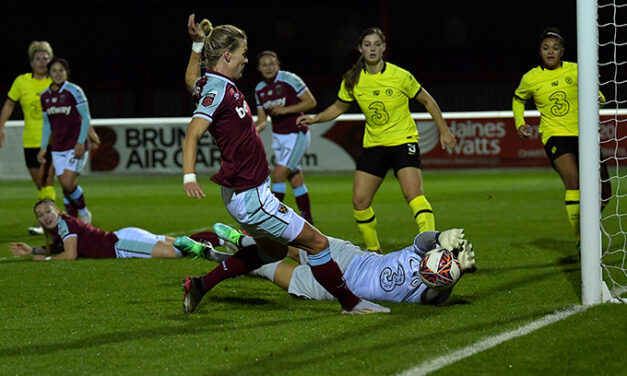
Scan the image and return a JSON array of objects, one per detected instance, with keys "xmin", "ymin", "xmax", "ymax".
[
  {"xmin": 409, "ymin": 195, "xmax": 435, "ymax": 233},
  {"xmin": 565, "ymin": 190, "xmax": 580, "ymax": 240},
  {"xmin": 38, "ymin": 185, "xmax": 56, "ymax": 201},
  {"xmin": 353, "ymin": 207, "xmax": 380, "ymax": 251}
]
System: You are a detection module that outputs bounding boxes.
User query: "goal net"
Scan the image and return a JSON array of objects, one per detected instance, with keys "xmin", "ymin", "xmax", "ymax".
[{"xmin": 598, "ymin": 0, "xmax": 627, "ymax": 302}]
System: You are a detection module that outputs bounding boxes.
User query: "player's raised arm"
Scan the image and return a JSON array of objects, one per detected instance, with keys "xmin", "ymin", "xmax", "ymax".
[
  {"xmin": 415, "ymin": 89, "xmax": 456, "ymax": 150},
  {"xmin": 185, "ymin": 14, "xmax": 205, "ymax": 94},
  {"xmin": 182, "ymin": 117, "xmax": 210, "ymax": 200},
  {"xmin": 297, "ymin": 99, "xmax": 350, "ymax": 125}
]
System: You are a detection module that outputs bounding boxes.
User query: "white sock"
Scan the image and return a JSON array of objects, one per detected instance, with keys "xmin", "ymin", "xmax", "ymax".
[{"xmin": 249, "ymin": 261, "xmax": 280, "ymax": 282}]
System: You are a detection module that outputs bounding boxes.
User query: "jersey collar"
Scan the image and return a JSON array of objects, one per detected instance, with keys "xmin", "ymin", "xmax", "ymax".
[
  {"xmin": 362, "ymin": 61, "xmax": 387, "ymax": 75},
  {"xmin": 204, "ymin": 70, "xmax": 237, "ymax": 89}
]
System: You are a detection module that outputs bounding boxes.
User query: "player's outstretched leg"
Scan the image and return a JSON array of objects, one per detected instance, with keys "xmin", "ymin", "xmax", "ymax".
[{"xmin": 175, "ymin": 236, "xmax": 213, "ymax": 260}]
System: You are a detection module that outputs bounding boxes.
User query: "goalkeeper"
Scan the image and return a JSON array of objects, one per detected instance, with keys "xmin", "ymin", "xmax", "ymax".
[{"xmin": 211, "ymin": 224, "xmax": 476, "ymax": 305}]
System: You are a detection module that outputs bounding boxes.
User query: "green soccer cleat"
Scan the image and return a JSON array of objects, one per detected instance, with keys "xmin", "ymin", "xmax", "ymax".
[
  {"xmin": 213, "ymin": 223, "xmax": 243, "ymax": 248},
  {"xmin": 174, "ymin": 236, "xmax": 207, "ymax": 259},
  {"xmin": 182, "ymin": 276, "xmax": 205, "ymax": 313}
]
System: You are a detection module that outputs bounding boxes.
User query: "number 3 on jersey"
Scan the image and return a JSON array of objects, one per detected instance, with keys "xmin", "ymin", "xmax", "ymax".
[
  {"xmin": 549, "ymin": 91, "xmax": 570, "ymax": 117},
  {"xmin": 368, "ymin": 101, "xmax": 390, "ymax": 125}
]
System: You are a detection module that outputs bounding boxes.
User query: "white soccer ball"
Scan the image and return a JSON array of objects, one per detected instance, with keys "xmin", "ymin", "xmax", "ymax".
[{"xmin": 419, "ymin": 248, "xmax": 461, "ymax": 289}]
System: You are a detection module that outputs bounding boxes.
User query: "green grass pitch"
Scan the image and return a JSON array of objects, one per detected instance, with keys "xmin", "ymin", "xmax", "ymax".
[{"xmin": 1, "ymin": 170, "xmax": 625, "ymax": 375}]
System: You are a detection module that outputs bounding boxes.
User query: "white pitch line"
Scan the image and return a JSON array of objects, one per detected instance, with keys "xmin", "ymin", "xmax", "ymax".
[{"xmin": 397, "ymin": 305, "xmax": 590, "ymax": 376}]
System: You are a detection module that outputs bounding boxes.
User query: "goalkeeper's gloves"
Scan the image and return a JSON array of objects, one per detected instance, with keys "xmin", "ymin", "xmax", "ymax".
[
  {"xmin": 437, "ymin": 228, "xmax": 465, "ymax": 251},
  {"xmin": 457, "ymin": 240, "xmax": 476, "ymax": 273}
]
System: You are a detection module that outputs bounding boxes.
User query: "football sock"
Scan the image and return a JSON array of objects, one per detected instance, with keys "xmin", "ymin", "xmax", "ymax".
[
  {"xmin": 190, "ymin": 231, "xmax": 221, "ymax": 247},
  {"xmin": 38, "ymin": 185, "xmax": 56, "ymax": 201},
  {"xmin": 62, "ymin": 196, "xmax": 78, "ymax": 217},
  {"xmin": 409, "ymin": 195, "xmax": 435, "ymax": 233},
  {"xmin": 67, "ymin": 185, "xmax": 86, "ymax": 210},
  {"xmin": 353, "ymin": 207, "xmax": 380, "ymax": 251},
  {"xmin": 272, "ymin": 182, "xmax": 286, "ymax": 202},
  {"xmin": 565, "ymin": 189, "xmax": 580, "ymax": 239},
  {"xmin": 201, "ymin": 245, "xmax": 264, "ymax": 293},
  {"xmin": 249, "ymin": 261, "xmax": 281, "ymax": 282},
  {"xmin": 293, "ymin": 184, "xmax": 313, "ymax": 224},
  {"xmin": 308, "ymin": 249, "xmax": 360, "ymax": 310}
]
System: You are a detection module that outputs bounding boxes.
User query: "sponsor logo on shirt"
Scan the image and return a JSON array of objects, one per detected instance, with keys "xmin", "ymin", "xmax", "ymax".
[
  {"xmin": 262, "ymin": 97, "xmax": 286, "ymax": 110},
  {"xmin": 46, "ymin": 106, "xmax": 72, "ymax": 115}
]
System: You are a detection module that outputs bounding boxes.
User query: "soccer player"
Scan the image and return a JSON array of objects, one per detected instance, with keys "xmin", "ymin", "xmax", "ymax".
[
  {"xmin": 254, "ymin": 51, "xmax": 317, "ymax": 224},
  {"xmin": 0, "ymin": 41, "xmax": 56, "ymax": 234},
  {"xmin": 181, "ymin": 14, "xmax": 389, "ymax": 315},
  {"xmin": 512, "ymin": 27, "xmax": 611, "ymax": 245},
  {"xmin": 297, "ymin": 27, "xmax": 457, "ymax": 253},
  {"xmin": 214, "ymin": 223, "xmax": 476, "ymax": 305},
  {"xmin": 8, "ymin": 199, "xmax": 229, "ymax": 261},
  {"xmin": 38, "ymin": 58, "xmax": 93, "ymax": 223}
]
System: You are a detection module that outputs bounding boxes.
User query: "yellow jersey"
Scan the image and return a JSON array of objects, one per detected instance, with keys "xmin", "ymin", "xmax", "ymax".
[
  {"xmin": 513, "ymin": 61, "xmax": 590, "ymax": 145},
  {"xmin": 7, "ymin": 73, "xmax": 52, "ymax": 148},
  {"xmin": 338, "ymin": 62, "xmax": 421, "ymax": 148}
]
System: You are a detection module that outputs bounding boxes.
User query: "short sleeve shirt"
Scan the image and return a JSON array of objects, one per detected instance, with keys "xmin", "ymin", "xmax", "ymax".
[
  {"xmin": 193, "ymin": 71, "xmax": 270, "ymax": 192},
  {"xmin": 40, "ymin": 81, "xmax": 89, "ymax": 151},
  {"xmin": 514, "ymin": 62, "xmax": 580, "ymax": 145},
  {"xmin": 7, "ymin": 73, "xmax": 52, "ymax": 148},
  {"xmin": 338, "ymin": 62, "xmax": 421, "ymax": 148},
  {"xmin": 254, "ymin": 70, "xmax": 310, "ymax": 134},
  {"xmin": 54, "ymin": 214, "xmax": 118, "ymax": 258}
]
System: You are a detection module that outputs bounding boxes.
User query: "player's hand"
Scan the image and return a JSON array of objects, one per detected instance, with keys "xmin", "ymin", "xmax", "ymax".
[
  {"xmin": 439, "ymin": 128, "xmax": 457, "ymax": 150},
  {"xmin": 0, "ymin": 127, "xmax": 5, "ymax": 147},
  {"xmin": 74, "ymin": 143, "xmax": 85, "ymax": 158},
  {"xmin": 438, "ymin": 228, "xmax": 465, "ymax": 251},
  {"xmin": 457, "ymin": 240, "xmax": 476, "ymax": 272},
  {"xmin": 296, "ymin": 114, "xmax": 315, "ymax": 125},
  {"xmin": 268, "ymin": 106, "xmax": 287, "ymax": 116},
  {"xmin": 517, "ymin": 124, "xmax": 532, "ymax": 139},
  {"xmin": 188, "ymin": 14, "xmax": 204, "ymax": 42},
  {"xmin": 37, "ymin": 148, "xmax": 47, "ymax": 164},
  {"xmin": 88, "ymin": 126, "xmax": 101, "ymax": 149},
  {"xmin": 8, "ymin": 242, "xmax": 32, "ymax": 256},
  {"xmin": 184, "ymin": 182, "xmax": 206, "ymax": 200}
]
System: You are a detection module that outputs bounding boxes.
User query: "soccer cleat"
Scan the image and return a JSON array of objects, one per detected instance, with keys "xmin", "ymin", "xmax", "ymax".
[
  {"xmin": 174, "ymin": 236, "xmax": 208, "ymax": 259},
  {"xmin": 341, "ymin": 299, "xmax": 391, "ymax": 315},
  {"xmin": 202, "ymin": 242, "xmax": 234, "ymax": 263},
  {"xmin": 79, "ymin": 209, "xmax": 92, "ymax": 224},
  {"xmin": 213, "ymin": 223, "xmax": 243, "ymax": 247},
  {"xmin": 28, "ymin": 224, "xmax": 44, "ymax": 236},
  {"xmin": 182, "ymin": 276, "xmax": 205, "ymax": 313}
]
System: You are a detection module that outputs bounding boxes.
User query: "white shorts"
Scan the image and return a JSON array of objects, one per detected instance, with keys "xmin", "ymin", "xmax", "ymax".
[
  {"xmin": 221, "ymin": 177, "xmax": 305, "ymax": 244},
  {"xmin": 51, "ymin": 149, "xmax": 89, "ymax": 176},
  {"xmin": 272, "ymin": 131, "xmax": 310, "ymax": 171},
  {"xmin": 287, "ymin": 237, "xmax": 364, "ymax": 300},
  {"xmin": 113, "ymin": 227, "xmax": 164, "ymax": 258}
]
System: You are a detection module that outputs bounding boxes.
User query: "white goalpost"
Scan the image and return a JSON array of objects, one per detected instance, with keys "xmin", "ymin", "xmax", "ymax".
[{"xmin": 578, "ymin": 0, "xmax": 627, "ymax": 304}]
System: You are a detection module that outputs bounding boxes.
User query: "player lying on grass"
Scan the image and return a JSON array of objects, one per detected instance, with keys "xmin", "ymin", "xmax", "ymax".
[
  {"xmin": 200, "ymin": 224, "xmax": 476, "ymax": 305},
  {"xmin": 8, "ymin": 199, "xmax": 231, "ymax": 261}
]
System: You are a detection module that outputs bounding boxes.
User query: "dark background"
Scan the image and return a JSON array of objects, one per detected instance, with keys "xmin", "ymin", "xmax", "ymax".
[{"xmin": 1, "ymin": 0, "xmax": 623, "ymax": 119}]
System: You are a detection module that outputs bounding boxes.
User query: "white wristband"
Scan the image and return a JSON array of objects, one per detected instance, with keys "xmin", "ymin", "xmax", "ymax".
[
  {"xmin": 44, "ymin": 256, "xmax": 52, "ymax": 261},
  {"xmin": 183, "ymin": 173, "xmax": 197, "ymax": 184},
  {"xmin": 192, "ymin": 42, "xmax": 204, "ymax": 53}
]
